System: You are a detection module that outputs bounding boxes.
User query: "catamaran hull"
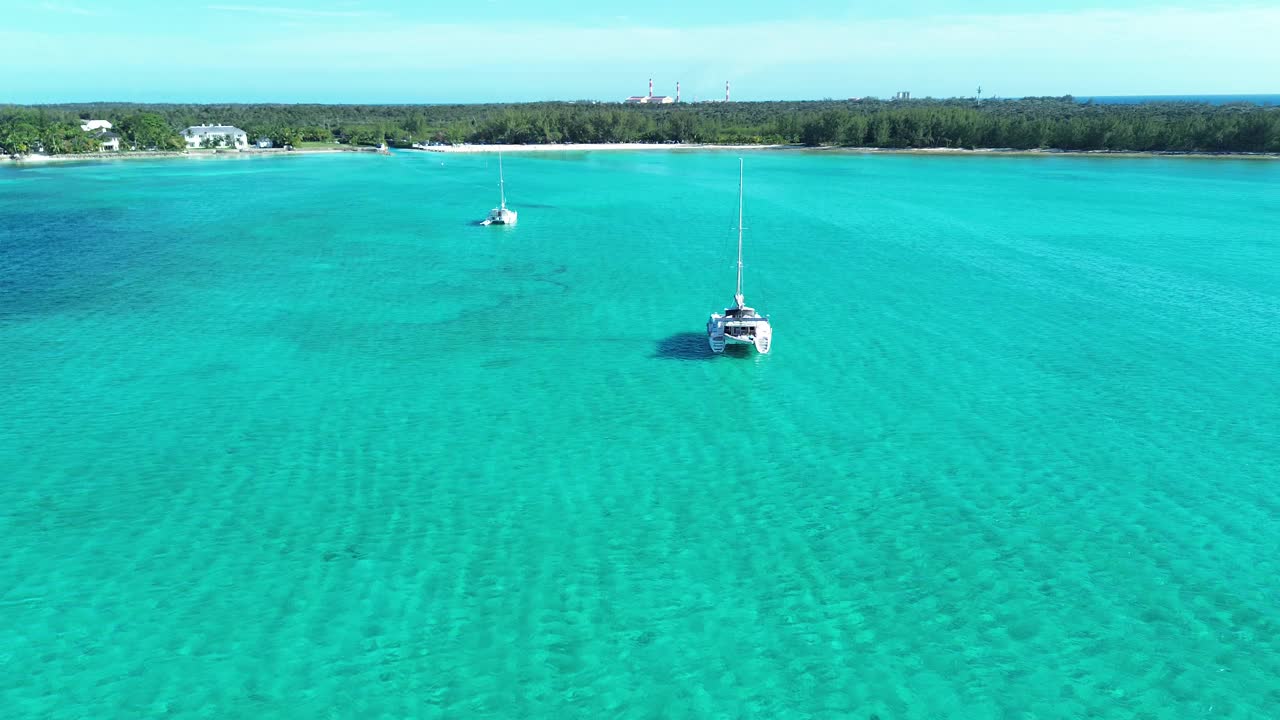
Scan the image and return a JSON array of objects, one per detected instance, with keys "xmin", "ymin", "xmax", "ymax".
[
  {"xmin": 723, "ymin": 333, "xmax": 771, "ymax": 352},
  {"xmin": 754, "ymin": 333, "xmax": 770, "ymax": 353},
  {"xmin": 707, "ymin": 334, "xmax": 771, "ymax": 354},
  {"xmin": 707, "ymin": 317, "xmax": 771, "ymax": 354},
  {"xmin": 482, "ymin": 209, "xmax": 517, "ymax": 226}
]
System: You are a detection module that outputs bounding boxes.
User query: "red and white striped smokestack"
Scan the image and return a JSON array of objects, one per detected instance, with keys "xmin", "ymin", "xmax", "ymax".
[
  {"xmin": 726, "ymin": 81, "xmax": 730, "ymax": 102},
  {"xmin": 649, "ymin": 78, "xmax": 653, "ymax": 98},
  {"xmin": 676, "ymin": 82, "xmax": 680, "ymax": 103}
]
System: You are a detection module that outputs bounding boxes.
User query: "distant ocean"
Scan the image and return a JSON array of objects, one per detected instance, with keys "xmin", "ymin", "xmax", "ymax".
[{"xmin": 1077, "ymin": 94, "xmax": 1280, "ymax": 105}]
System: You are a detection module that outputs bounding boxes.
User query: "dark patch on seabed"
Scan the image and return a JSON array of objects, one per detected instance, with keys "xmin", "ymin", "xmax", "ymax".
[
  {"xmin": 322, "ymin": 544, "xmax": 365, "ymax": 562},
  {"xmin": 0, "ymin": 207, "xmax": 147, "ymax": 320},
  {"xmin": 468, "ymin": 262, "xmax": 570, "ymax": 293},
  {"xmin": 652, "ymin": 331, "xmax": 750, "ymax": 360}
]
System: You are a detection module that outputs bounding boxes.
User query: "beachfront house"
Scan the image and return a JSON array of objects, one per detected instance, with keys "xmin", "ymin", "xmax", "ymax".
[
  {"xmin": 81, "ymin": 119, "xmax": 113, "ymax": 132},
  {"xmin": 97, "ymin": 131, "xmax": 121, "ymax": 152},
  {"xmin": 182, "ymin": 124, "xmax": 249, "ymax": 149},
  {"xmin": 255, "ymin": 137, "xmax": 273, "ymax": 148}
]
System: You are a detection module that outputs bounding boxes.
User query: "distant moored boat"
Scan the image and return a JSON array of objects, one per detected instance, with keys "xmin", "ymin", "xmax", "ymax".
[{"xmin": 480, "ymin": 153, "xmax": 518, "ymax": 226}]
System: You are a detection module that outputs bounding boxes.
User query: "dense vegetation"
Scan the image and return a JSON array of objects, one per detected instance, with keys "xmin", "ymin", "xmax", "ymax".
[{"xmin": 4, "ymin": 97, "xmax": 1279, "ymax": 155}]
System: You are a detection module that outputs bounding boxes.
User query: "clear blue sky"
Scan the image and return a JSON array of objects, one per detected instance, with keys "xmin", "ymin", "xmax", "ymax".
[{"xmin": 3, "ymin": 0, "xmax": 1277, "ymax": 103}]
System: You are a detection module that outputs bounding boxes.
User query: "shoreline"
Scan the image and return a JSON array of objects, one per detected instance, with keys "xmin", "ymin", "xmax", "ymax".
[
  {"xmin": 0, "ymin": 146, "xmax": 387, "ymax": 165},
  {"xmin": 818, "ymin": 146, "xmax": 1280, "ymax": 160},
  {"xmin": 417, "ymin": 143, "xmax": 1280, "ymax": 160},
  {"xmin": 415, "ymin": 143, "xmax": 788, "ymax": 154},
  {"xmin": 6, "ymin": 144, "xmax": 1277, "ymax": 165}
]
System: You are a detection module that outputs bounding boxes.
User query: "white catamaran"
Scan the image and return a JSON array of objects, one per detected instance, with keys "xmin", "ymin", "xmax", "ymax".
[
  {"xmin": 707, "ymin": 159, "xmax": 772, "ymax": 354},
  {"xmin": 481, "ymin": 153, "xmax": 518, "ymax": 226}
]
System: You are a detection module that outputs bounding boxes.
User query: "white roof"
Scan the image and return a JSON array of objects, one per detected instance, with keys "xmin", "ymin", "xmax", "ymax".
[{"xmin": 183, "ymin": 124, "xmax": 247, "ymax": 136}]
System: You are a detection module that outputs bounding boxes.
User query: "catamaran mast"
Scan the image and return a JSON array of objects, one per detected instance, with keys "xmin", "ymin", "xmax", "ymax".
[
  {"xmin": 499, "ymin": 153, "xmax": 507, "ymax": 211},
  {"xmin": 735, "ymin": 158, "xmax": 745, "ymax": 308}
]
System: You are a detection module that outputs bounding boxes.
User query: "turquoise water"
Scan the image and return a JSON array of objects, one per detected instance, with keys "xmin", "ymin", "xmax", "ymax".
[{"xmin": 2, "ymin": 150, "xmax": 1278, "ymax": 719}]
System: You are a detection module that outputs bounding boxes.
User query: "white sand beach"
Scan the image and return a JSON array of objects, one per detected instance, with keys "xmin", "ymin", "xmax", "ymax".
[
  {"xmin": 7, "ymin": 144, "xmax": 1275, "ymax": 166},
  {"xmin": 417, "ymin": 143, "xmax": 792, "ymax": 154},
  {"xmin": 409, "ymin": 143, "xmax": 1280, "ymax": 160}
]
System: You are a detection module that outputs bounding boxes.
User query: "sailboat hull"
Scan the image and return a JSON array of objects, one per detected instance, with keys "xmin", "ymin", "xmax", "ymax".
[
  {"xmin": 707, "ymin": 312, "xmax": 771, "ymax": 354},
  {"xmin": 482, "ymin": 208, "xmax": 518, "ymax": 225}
]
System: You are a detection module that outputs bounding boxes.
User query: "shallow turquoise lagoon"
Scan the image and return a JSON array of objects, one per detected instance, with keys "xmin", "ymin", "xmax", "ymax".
[{"xmin": 2, "ymin": 151, "xmax": 1278, "ymax": 719}]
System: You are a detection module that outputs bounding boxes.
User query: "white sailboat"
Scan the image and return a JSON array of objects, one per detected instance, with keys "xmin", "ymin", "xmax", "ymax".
[
  {"xmin": 481, "ymin": 153, "xmax": 518, "ymax": 226},
  {"xmin": 707, "ymin": 159, "xmax": 772, "ymax": 354}
]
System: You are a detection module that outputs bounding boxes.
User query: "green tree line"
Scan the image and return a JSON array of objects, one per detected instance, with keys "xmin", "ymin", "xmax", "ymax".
[
  {"xmin": 0, "ymin": 108, "xmax": 187, "ymax": 154},
  {"xmin": 4, "ymin": 98, "xmax": 1279, "ymax": 156}
]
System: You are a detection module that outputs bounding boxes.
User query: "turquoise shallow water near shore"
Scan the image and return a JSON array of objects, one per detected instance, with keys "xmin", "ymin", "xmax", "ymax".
[{"xmin": 2, "ymin": 151, "xmax": 1278, "ymax": 719}]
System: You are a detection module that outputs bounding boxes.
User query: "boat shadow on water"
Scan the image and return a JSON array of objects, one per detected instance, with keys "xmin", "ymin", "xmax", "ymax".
[{"xmin": 652, "ymin": 332, "xmax": 751, "ymax": 360}]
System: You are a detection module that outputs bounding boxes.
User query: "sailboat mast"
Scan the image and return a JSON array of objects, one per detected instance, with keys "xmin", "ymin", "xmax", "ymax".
[
  {"xmin": 499, "ymin": 153, "xmax": 506, "ymax": 210},
  {"xmin": 735, "ymin": 158, "xmax": 744, "ymax": 307}
]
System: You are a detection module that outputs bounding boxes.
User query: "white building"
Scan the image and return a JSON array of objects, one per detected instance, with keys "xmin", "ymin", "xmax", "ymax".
[
  {"xmin": 624, "ymin": 94, "xmax": 674, "ymax": 105},
  {"xmin": 97, "ymin": 131, "xmax": 121, "ymax": 152},
  {"xmin": 81, "ymin": 119, "xmax": 113, "ymax": 132},
  {"xmin": 182, "ymin": 124, "xmax": 249, "ymax": 149},
  {"xmin": 255, "ymin": 137, "xmax": 273, "ymax": 148},
  {"xmin": 624, "ymin": 78, "xmax": 678, "ymax": 104}
]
